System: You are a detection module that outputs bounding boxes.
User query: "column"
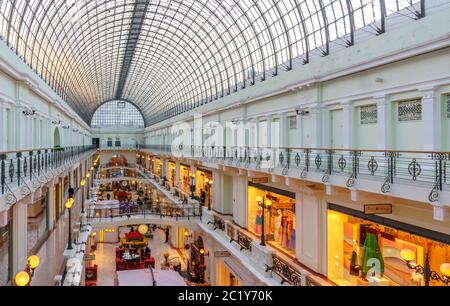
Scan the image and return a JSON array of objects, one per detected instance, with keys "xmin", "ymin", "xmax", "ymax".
[
  {"xmin": 255, "ymin": 117, "xmax": 261, "ymax": 148},
  {"xmin": 296, "ymin": 109, "xmax": 304, "ymax": 148},
  {"xmin": 341, "ymin": 101, "xmax": 354, "ymax": 149},
  {"xmin": 375, "ymin": 95, "xmax": 391, "ymax": 150},
  {"xmin": 12, "ymin": 199, "xmax": 28, "ymax": 277},
  {"xmin": 279, "ymin": 112, "xmax": 287, "ymax": 149},
  {"xmin": 170, "ymin": 227, "xmax": 185, "ymax": 249},
  {"xmin": 175, "ymin": 161, "xmax": 181, "ymax": 188},
  {"xmin": 421, "ymin": 87, "xmax": 441, "ymax": 151},
  {"xmin": 212, "ymin": 171, "xmax": 222, "ymax": 213},
  {"xmin": 232, "ymin": 175, "xmax": 248, "ymax": 228},
  {"xmin": 267, "ymin": 115, "xmax": 273, "ymax": 148},
  {"xmin": 12, "ymin": 105, "xmax": 22, "ymax": 150},
  {"xmin": 310, "ymin": 105, "xmax": 322, "ymax": 148},
  {"xmin": 296, "ymin": 192, "xmax": 322, "ymax": 273},
  {"xmin": 25, "ymin": 114, "xmax": 32, "ymax": 150},
  {"xmin": 0, "ymin": 100, "xmax": 5, "ymax": 151},
  {"xmin": 235, "ymin": 120, "xmax": 243, "ymax": 148},
  {"xmin": 321, "ymin": 107, "xmax": 330, "ymax": 148}
]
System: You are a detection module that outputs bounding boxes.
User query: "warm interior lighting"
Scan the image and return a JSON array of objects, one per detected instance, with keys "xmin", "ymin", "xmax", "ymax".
[
  {"xmin": 91, "ymin": 166, "xmax": 94, "ymax": 171},
  {"xmin": 86, "ymin": 173, "xmax": 91, "ymax": 179},
  {"xmin": 256, "ymin": 196, "xmax": 263, "ymax": 204},
  {"xmin": 80, "ymin": 179, "xmax": 86, "ymax": 187},
  {"xmin": 401, "ymin": 249, "xmax": 416, "ymax": 262},
  {"xmin": 184, "ymin": 231, "xmax": 190, "ymax": 237},
  {"xmin": 199, "ymin": 249, "xmax": 205, "ymax": 255},
  {"xmin": 440, "ymin": 263, "xmax": 450, "ymax": 277},
  {"xmin": 15, "ymin": 272, "xmax": 30, "ymax": 287},
  {"xmin": 138, "ymin": 225, "xmax": 149, "ymax": 235},
  {"xmin": 266, "ymin": 199, "xmax": 273, "ymax": 207},
  {"xmin": 27, "ymin": 255, "xmax": 40, "ymax": 270}
]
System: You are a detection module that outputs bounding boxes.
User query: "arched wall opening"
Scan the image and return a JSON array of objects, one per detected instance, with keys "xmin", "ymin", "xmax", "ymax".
[{"xmin": 54, "ymin": 127, "xmax": 61, "ymax": 148}]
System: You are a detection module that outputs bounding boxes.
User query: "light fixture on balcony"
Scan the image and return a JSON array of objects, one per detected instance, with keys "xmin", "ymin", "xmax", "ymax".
[
  {"xmin": 401, "ymin": 249, "xmax": 450, "ymax": 286},
  {"xmin": 15, "ymin": 255, "xmax": 40, "ymax": 286}
]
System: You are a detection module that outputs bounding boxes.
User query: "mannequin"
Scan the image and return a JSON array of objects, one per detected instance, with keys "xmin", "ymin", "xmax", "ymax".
[
  {"xmin": 274, "ymin": 210, "xmax": 282, "ymax": 242},
  {"xmin": 255, "ymin": 206, "xmax": 263, "ymax": 235},
  {"xmin": 289, "ymin": 222, "xmax": 296, "ymax": 250}
]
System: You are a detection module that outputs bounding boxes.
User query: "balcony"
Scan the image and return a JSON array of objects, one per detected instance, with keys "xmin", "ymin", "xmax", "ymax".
[
  {"xmin": 0, "ymin": 146, "xmax": 97, "ymax": 210},
  {"xmin": 140, "ymin": 145, "xmax": 450, "ymax": 215},
  {"xmin": 200, "ymin": 209, "xmax": 329, "ymax": 286}
]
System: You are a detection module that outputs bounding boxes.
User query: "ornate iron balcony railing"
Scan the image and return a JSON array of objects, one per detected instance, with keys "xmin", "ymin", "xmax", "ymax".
[
  {"xmin": 140, "ymin": 145, "xmax": 450, "ymax": 203},
  {"xmin": 266, "ymin": 254, "xmax": 303, "ymax": 286},
  {"xmin": 0, "ymin": 146, "xmax": 97, "ymax": 202}
]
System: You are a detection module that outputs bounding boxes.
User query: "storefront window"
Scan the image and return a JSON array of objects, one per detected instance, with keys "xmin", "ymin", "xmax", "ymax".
[
  {"xmin": 0, "ymin": 210, "xmax": 12, "ymax": 286},
  {"xmin": 327, "ymin": 209, "xmax": 450, "ymax": 286},
  {"xmin": 155, "ymin": 159, "xmax": 162, "ymax": 177},
  {"xmin": 168, "ymin": 162, "xmax": 177, "ymax": 188},
  {"xmin": 180, "ymin": 165, "xmax": 190, "ymax": 195},
  {"xmin": 27, "ymin": 193, "xmax": 50, "ymax": 255},
  {"xmin": 247, "ymin": 186, "xmax": 296, "ymax": 254},
  {"xmin": 196, "ymin": 170, "xmax": 213, "ymax": 205}
]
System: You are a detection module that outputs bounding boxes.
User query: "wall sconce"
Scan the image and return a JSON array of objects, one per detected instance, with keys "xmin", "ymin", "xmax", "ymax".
[
  {"xmin": 296, "ymin": 109, "xmax": 310, "ymax": 116},
  {"xmin": 22, "ymin": 108, "xmax": 36, "ymax": 116}
]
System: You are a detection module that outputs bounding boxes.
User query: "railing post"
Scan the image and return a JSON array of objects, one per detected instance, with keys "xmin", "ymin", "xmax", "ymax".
[
  {"xmin": 1, "ymin": 154, "xmax": 5, "ymax": 194},
  {"xmin": 17, "ymin": 152, "xmax": 22, "ymax": 187},
  {"xmin": 305, "ymin": 149, "xmax": 311, "ymax": 172},
  {"xmin": 37, "ymin": 150, "xmax": 41, "ymax": 176},
  {"xmin": 29, "ymin": 151, "xmax": 34, "ymax": 181}
]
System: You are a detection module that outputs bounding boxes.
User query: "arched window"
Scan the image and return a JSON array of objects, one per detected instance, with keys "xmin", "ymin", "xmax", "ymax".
[{"xmin": 91, "ymin": 100, "xmax": 145, "ymax": 128}]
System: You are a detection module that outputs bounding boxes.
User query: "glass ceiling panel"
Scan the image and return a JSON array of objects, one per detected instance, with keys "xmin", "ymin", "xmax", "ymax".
[{"xmin": 0, "ymin": 0, "xmax": 423, "ymax": 126}]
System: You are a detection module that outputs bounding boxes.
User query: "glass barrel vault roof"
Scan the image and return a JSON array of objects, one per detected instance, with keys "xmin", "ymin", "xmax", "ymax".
[{"xmin": 0, "ymin": 0, "xmax": 424, "ymax": 127}]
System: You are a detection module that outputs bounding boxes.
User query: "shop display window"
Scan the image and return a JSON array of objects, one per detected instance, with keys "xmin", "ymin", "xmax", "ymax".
[
  {"xmin": 180, "ymin": 166, "xmax": 191, "ymax": 195},
  {"xmin": 327, "ymin": 210, "xmax": 450, "ymax": 286},
  {"xmin": 168, "ymin": 162, "xmax": 177, "ymax": 188},
  {"xmin": 155, "ymin": 159, "xmax": 162, "ymax": 177},
  {"xmin": 247, "ymin": 186, "xmax": 296, "ymax": 253},
  {"xmin": 196, "ymin": 171, "xmax": 213, "ymax": 205}
]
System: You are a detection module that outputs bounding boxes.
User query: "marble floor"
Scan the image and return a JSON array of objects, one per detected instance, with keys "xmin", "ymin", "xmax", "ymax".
[{"xmin": 94, "ymin": 229, "xmax": 187, "ymax": 286}]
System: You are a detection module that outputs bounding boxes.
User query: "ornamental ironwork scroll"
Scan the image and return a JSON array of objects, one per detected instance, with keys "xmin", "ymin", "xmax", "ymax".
[
  {"xmin": 266, "ymin": 255, "xmax": 303, "ymax": 286},
  {"xmin": 237, "ymin": 231, "xmax": 253, "ymax": 252}
]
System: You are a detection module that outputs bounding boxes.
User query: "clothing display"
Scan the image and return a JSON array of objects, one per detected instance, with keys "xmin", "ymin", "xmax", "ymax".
[
  {"xmin": 361, "ymin": 232, "xmax": 385, "ymax": 278},
  {"xmin": 274, "ymin": 211, "xmax": 282, "ymax": 242},
  {"xmin": 350, "ymin": 241, "xmax": 362, "ymax": 276},
  {"xmin": 289, "ymin": 228, "xmax": 296, "ymax": 250},
  {"xmin": 284, "ymin": 213, "xmax": 295, "ymax": 249},
  {"xmin": 248, "ymin": 188, "xmax": 296, "ymax": 252},
  {"xmin": 254, "ymin": 207, "xmax": 263, "ymax": 235}
]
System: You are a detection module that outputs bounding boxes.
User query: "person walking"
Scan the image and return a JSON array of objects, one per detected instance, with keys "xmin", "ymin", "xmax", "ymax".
[{"xmin": 165, "ymin": 227, "xmax": 170, "ymax": 243}]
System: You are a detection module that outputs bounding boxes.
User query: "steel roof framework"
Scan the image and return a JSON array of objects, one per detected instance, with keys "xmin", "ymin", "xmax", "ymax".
[{"xmin": 0, "ymin": 0, "xmax": 425, "ymax": 127}]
